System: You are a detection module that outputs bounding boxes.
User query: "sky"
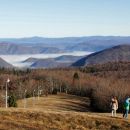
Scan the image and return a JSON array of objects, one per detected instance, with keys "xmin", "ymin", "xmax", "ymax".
[{"xmin": 0, "ymin": 0, "xmax": 130, "ymax": 38}]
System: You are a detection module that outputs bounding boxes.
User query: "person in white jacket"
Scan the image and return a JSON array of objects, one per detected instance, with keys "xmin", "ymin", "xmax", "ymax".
[{"xmin": 111, "ymin": 96, "xmax": 118, "ymax": 117}]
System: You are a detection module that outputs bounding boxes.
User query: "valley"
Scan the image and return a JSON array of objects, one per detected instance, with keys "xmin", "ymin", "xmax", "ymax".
[{"xmin": 0, "ymin": 0, "xmax": 130, "ymax": 130}]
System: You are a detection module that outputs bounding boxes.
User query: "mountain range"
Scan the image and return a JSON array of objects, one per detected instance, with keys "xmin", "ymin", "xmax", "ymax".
[
  {"xmin": 1, "ymin": 36, "xmax": 130, "ymax": 68},
  {"xmin": 21, "ymin": 44, "xmax": 130, "ymax": 68},
  {"xmin": 1, "ymin": 36, "xmax": 130, "ymax": 54},
  {"xmin": 1, "ymin": 44, "xmax": 130, "ymax": 68}
]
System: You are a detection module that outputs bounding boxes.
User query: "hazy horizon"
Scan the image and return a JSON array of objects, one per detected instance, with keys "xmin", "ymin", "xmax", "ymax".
[{"xmin": 1, "ymin": 35, "xmax": 130, "ymax": 39}]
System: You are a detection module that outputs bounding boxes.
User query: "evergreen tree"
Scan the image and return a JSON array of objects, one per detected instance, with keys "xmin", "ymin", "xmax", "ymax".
[{"xmin": 8, "ymin": 95, "xmax": 17, "ymax": 107}]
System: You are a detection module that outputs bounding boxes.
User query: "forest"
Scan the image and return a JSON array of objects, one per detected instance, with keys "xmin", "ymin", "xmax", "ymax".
[{"xmin": 0, "ymin": 61, "xmax": 130, "ymax": 112}]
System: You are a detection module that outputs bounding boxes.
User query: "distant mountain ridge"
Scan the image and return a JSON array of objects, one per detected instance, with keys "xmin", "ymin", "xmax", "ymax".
[
  {"xmin": 31, "ymin": 58, "xmax": 71, "ymax": 68},
  {"xmin": 0, "ymin": 42, "xmax": 62, "ymax": 54},
  {"xmin": 23, "ymin": 55, "xmax": 83, "ymax": 68},
  {"xmin": 72, "ymin": 44, "xmax": 130, "ymax": 66},
  {"xmin": 1, "ymin": 36, "xmax": 130, "ymax": 54}
]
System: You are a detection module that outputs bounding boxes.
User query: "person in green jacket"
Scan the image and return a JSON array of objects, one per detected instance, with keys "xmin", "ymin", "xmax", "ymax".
[{"xmin": 123, "ymin": 96, "xmax": 130, "ymax": 118}]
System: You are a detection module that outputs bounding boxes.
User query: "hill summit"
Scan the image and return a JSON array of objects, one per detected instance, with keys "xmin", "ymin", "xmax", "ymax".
[{"xmin": 72, "ymin": 44, "xmax": 130, "ymax": 66}]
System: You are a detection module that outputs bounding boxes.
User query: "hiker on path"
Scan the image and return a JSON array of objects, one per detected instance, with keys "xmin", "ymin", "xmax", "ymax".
[
  {"xmin": 110, "ymin": 96, "xmax": 118, "ymax": 117},
  {"xmin": 123, "ymin": 96, "xmax": 130, "ymax": 118}
]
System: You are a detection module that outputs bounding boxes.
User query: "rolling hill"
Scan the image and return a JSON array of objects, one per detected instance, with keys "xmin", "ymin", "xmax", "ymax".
[
  {"xmin": 0, "ymin": 57, "xmax": 13, "ymax": 68},
  {"xmin": 23, "ymin": 57, "xmax": 39, "ymax": 63},
  {"xmin": 23, "ymin": 55, "xmax": 84, "ymax": 68},
  {"xmin": 72, "ymin": 44, "xmax": 130, "ymax": 66},
  {"xmin": 31, "ymin": 58, "xmax": 71, "ymax": 68},
  {"xmin": 55, "ymin": 55, "xmax": 84, "ymax": 63}
]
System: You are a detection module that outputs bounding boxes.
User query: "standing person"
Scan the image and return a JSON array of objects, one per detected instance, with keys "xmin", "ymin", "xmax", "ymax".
[
  {"xmin": 111, "ymin": 96, "xmax": 118, "ymax": 117},
  {"xmin": 123, "ymin": 96, "xmax": 130, "ymax": 118}
]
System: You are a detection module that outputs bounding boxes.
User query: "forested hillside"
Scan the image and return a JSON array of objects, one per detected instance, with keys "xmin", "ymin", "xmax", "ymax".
[{"xmin": 0, "ymin": 61, "xmax": 130, "ymax": 112}]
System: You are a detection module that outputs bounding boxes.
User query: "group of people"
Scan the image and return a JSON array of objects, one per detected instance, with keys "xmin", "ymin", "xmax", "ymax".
[{"xmin": 110, "ymin": 96, "xmax": 130, "ymax": 118}]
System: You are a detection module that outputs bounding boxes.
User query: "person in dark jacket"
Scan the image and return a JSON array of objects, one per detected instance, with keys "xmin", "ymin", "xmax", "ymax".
[{"xmin": 123, "ymin": 96, "xmax": 130, "ymax": 118}]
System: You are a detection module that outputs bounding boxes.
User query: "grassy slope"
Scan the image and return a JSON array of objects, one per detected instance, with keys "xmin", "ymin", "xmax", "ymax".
[
  {"xmin": 17, "ymin": 94, "xmax": 91, "ymax": 112},
  {"xmin": 0, "ymin": 94, "xmax": 130, "ymax": 130}
]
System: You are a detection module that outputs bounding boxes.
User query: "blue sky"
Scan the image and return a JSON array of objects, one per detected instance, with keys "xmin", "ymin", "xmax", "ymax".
[{"xmin": 0, "ymin": 0, "xmax": 130, "ymax": 38}]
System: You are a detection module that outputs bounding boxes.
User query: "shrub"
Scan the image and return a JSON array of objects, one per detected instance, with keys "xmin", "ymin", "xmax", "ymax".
[
  {"xmin": 26, "ymin": 92, "xmax": 32, "ymax": 98},
  {"xmin": 52, "ymin": 88, "xmax": 58, "ymax": 94},
  {"xmin": 8, "ymin": 95, "xmax": 17, "ymax": 107}
]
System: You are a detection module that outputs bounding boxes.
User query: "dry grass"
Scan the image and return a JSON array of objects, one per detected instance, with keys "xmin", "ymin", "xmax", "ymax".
[
  {"xmin": 0, "ymin": 94, "xmax": 130, "ymax": 130},
  {"xmin": 17, "ymin": 93, "xmax": 91, "ymax": 112}
]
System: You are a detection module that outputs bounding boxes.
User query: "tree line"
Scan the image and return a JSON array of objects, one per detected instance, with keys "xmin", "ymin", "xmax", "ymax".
[{"xmin": 0, "ymin": 62, "xmax": 130, "ymax": 112}]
